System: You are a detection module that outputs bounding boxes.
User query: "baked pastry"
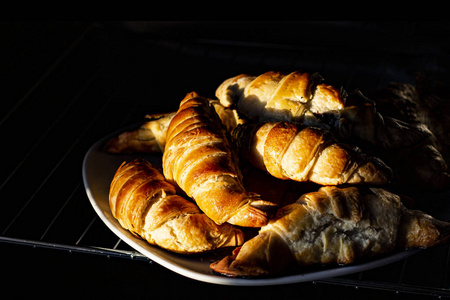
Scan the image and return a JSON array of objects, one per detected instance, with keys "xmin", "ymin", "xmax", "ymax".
[
  {"xmin": 215, "ymin": 70, "xmax": 345, "ymax": 127},
  {"xmin": 232, "ymin": 121, "xmax": 392, "ymax": 185},
  {"xmin": 104, "ymin": 99, "xmax": 242, "ymax": 154},
  {"xmin": 415, "ymin": 72, "xmax": 450, "ymax": 162},
  {"xmin": 210, "ymin": 186, "xmax": 450, "ymax": 277},
  {"xmin": 162, "ymin": 92, "xmax": 278, "ymax": 227},
  {"xmin": 109, "ymin": 158, "xmax": 245, "ymax": 254},
  {"xmin": 105, "ymin": 112, "xmax": 176, "ymax": 154},
  {"xmin": 369, "ymin": 80, "xmax": 450, "ymax": 190},
  {"xmin": 217, "ymin": 71, "xmax": 450, "ymax": 190}
]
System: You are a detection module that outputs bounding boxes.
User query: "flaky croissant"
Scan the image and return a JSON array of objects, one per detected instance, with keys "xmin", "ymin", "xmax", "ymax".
[
  {"xmin": 162, "ymin": 92, "xmax": 278, "ymax": 227},
  {"xmin": 368, "ymin": 82, "xmax": 450, "ymax": 190},
  {"xmin": 215, "ymin": 71, "xmax": 435, "ymax": 153},
  {"xmin": 105, "ymin": 112, "xmax": 176, "ymax": 154},
  {"xmin": 232, "ymin": 121, "xmax": 392, "ymax": 186},
  {"xmin": 104, "ymin": 99, "xmax": 242, "ymax": 154},
  {"xmin": 210, "ymin": 186, "xmax": 450, "ymax": 277},
  {"xmin": 109, "ymin": 158, "xmax": 245, "ymax": 254},
  {"xmin": 216, "ymin": 71, "xmax": 450, "ymax": 190},
  {"xmin": 216, "ymin": 70, "xmax": 345, "ymax": 127}
]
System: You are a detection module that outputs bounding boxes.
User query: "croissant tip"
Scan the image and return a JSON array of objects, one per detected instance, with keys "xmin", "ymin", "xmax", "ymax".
[
  {"xmin": 184, "ymin": 91, "xmax": 201, "ymax": 99},
  {"xmin": 249, "ymin": 200, "xmax": 279, "ymax": 216},
  {"xmin": 103, "ymin": 137, "xmax": 120, "ymax": 153}
]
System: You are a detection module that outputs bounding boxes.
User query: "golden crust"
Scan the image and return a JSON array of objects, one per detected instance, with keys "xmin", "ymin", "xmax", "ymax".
[
  {"xmin": 162, "ymin": 92, "xmax": 278, "ymax": 227},
  {"xmin": 211, "ymin": 186, "xmax": 450, "ymax": 277},
  {"xmin": 215, "ymin": 73, "xmax": 256, "ymax": 108},
  {"xmin": 104, "ymin": 99, "xmax": 241, "ymax": 155},
  {"xmin": 109, "ymin": 159, "xmax": 245, "ymax": 254},
  {"xmin": 233, "ymin": 121, "xmax": 392, "ymax": 185},
  {"xmin": 216, "ymin": 70, "xmax": 345, "ymax": 126},
  {"xmin": 106, "ymin": 71, "xmax": 450, "ymax": 271}
]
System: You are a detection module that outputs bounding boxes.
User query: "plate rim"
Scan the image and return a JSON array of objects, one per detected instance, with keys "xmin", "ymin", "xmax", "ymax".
[{"xmin": 82, "ymin": 128, "xmax": 421, "ymax": 286}]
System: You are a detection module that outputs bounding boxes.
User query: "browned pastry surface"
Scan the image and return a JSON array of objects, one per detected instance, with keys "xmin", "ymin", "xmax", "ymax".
[
  {"xmin": 216, "ymin": 71, "xmax": 450, "ymax": 190},
  {"xmin": 105, "ymin": 70, "xmax": 450, "ymax": 273},
  {"xmin": 211, "ymin": 186, "xmax": 450, "ymax": 277},
  {"xmin": 162, "ymin": 92, "xmax": 278, "ymax": 227},
  {"xmin": 109, "ymin": 158, "xmax": 245, "ymax": 254},
  {"xmin": 216, "ymin": 70, "xmax": 345, "ymax": 126},
  {"xmin": 233, "ymin": 121, "xmax": 392, "ymax": 186},
  {"xmin": 104, "ymin": 112, "xmax": 175, "ymax": 154},
  {"xmin": 104, "ymin": 99, "xmax": 241, "ymax": 154}
]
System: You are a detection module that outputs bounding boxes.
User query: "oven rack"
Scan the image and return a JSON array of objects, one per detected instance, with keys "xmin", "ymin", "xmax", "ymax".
[{"xmin": 1, "ymin": 21, "xmax": 449, "ymax": 298}]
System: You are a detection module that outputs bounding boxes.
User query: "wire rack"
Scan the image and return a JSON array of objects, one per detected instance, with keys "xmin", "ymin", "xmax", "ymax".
[{"xmin": 1, "ymin": 21, "xmax": 449, "ymax": 298}]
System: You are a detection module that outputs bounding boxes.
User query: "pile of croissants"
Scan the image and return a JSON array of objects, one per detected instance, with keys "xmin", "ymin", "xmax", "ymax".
[{"xmin": 105, "ymin": 70, "xmax": 450, "ymax": 277}]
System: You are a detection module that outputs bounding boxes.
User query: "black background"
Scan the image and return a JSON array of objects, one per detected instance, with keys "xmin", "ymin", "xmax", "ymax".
[{"xmin": 1, "ymin": 21, "xmax": 449, "ymax": 299}]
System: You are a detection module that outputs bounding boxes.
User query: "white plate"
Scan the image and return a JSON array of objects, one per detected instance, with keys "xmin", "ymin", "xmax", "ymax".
[{"xmin": 82, "ymin": 128, "xmax": 421, "ymax": 286}]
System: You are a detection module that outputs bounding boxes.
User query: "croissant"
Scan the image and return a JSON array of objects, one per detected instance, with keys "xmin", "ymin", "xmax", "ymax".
[
  {"xmin": 232, "ymin": 121, "xmax": 392, "ymax": 186},
  {"xmin": 217, "ymin": 71, "xmax": 450, "ymax": 190},
  {"xmin": 216, "ymin": 71, "xmax": 429, "ymax": 151},
  {"xmin": 215, "ymin": 70, "xmax": 345, "ymax": 127},
  {"xmin": 414, "ymin": 72, "xmax": 450, "ymax": 162},
  {"xmin": 104, "ymin": 112, "xmax": 176, "ymax": 154},
  {"xmin": 162, "ymin": 91, "xmax": 278, "ymax": 227},
  {"xmin": 104, "ymin": 99, "xmax": 242, "ymax": 154},
  {"xmin": 109, "ymin": 158, "xmax": 245, "ymax": 254},
  {"xmin": 368, "ymin": 82, "xmax": 450, "ymax": 190},
  {"xmin": 210, "ymin": 186, "xmax": 450, "ymax": 277}
]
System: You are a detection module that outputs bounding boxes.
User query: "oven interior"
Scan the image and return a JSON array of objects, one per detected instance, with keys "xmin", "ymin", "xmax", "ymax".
[{"xmin": 1, "ymin": 21, "xmax": 449, "ymax": 298}]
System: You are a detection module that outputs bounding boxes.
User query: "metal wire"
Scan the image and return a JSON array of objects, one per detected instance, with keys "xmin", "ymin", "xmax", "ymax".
[{"xmin": 1, "ymin": 21, "xmax": 449, "ymax": 297}]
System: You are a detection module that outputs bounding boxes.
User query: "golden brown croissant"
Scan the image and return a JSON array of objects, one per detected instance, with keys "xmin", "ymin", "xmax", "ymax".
[
  {"xmin": 162, "ymin": 92, "xmax": 278, "ymax": 227},
  {"xmin": 109, "ymin": 158, "xmax": 245, "ymax": 254},
  {"xmin": 216, "ymin": 71, "xmax": 432, "ymax": 153},
  {"xmin": 104, "ymin": 99, "xmax": 242, "ymax": 154},
  {"xmin": 216, "ymin": 70, "xmax": 345, "ymax": 127},
  {"xmin": 217, "ymin": 71, "xmax": 450, "ymax": 190},
  {"xmin": 210, "ymin": 186, "xmax": 450, "ymax": 277},
  {"xmin": 104, "ymin": 112, "xmax": 176, "ymax": 154},
  {"xmin": 232, "ymin": 121, "xmax": 392, "ymax": 186}
]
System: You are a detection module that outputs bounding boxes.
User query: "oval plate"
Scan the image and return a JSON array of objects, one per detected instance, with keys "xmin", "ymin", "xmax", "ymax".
[{"xmin": 82, "ymin": 128, "xmax": 421, "ymax": 286}]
